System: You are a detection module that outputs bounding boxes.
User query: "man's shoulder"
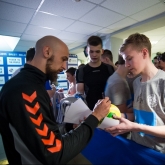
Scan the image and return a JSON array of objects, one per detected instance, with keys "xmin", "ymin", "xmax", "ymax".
[
  {"xmin": 78, "ymin": 63, "xmax": 99, "ymax": 74},
  {"xmin": 101, "ymin": 62, "xmax": 113, "ymax": 68},
  {"xmin": 78, "ymin": 64, "xmax": 88, "ymax": 71},
  {"xmin": 101, "ymin": 62, "xmax": 114, "ymax": 73},
  {"xmin": 107, "ymin": 73, "xmax": 126, "ymax": 86}
]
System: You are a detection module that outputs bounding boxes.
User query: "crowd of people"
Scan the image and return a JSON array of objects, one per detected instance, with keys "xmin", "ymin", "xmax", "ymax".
[{"xmin": 0, "ymin": 33, "xmax": 165, "ymax": 164}]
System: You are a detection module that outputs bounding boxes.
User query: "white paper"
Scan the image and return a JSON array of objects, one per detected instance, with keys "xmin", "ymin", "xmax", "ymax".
[
  {"xmin": 63, "ymin": 98, "xmax": 92, "ymax": 124},
  {"xmin": 98, "ymin": 117, "xmax": 119, "ymax": 129}
]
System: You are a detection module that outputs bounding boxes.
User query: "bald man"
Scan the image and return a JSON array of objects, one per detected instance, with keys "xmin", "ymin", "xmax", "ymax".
[{"xmin": 0, "ymin": 35, "xmax": 111, "ymax": 164}]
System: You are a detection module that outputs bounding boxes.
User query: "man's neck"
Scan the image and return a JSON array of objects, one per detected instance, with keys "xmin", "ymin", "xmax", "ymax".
[
  {"xmin": 88, "ymin": 60, "xmax": 101, "ymax": 67},
  {"xmin": 141, "ymin": 61, "xmax": 158, "ymax": 82}
]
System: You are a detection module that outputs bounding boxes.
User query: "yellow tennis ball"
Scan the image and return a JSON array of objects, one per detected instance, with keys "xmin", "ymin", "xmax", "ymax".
[
  {"xmin": 98, "ymin": 104, "xmax": 121, "ymax": 125},
  {"xmin": 107, "ymin": 104, "xmax": 121, "ymax": 118}
]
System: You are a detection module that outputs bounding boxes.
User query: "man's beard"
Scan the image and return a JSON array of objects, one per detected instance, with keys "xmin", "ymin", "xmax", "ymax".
[{"xmin": 46, "ymin": 56, "xmax": 58, "ymax": 82}]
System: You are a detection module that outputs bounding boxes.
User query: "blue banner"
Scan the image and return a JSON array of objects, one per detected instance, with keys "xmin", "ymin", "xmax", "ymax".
[
  {"xmin": 0, "ymin": 51, "xmax": 26, "ymax": 90},
  {"xmin": 82, "ymin": 129, "xmax": 165, "ymax": 165}
]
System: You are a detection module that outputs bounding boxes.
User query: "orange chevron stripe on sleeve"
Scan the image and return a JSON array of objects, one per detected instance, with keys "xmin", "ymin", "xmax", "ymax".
[
  {"xmin": 36, "ymin": 124, "xmax": 48, "ymax": 136},
  {"xmin": 47, "ymin": 139, "xmax": 62, "ymax": 153},
  {"xmin": 25, "ymin": 102, "xmax": 40, "ymax": 115},
  {"xmin": 42, "ymin": 131, "xmax": 55, "ymax": 145},
  {"xmin": 30, "ymin": 113, "xmax": 43, "ymax": 126},
  {"xmin": 23, "ymin": 91, "xmax": 62, "ymax": 153},
  {"xmin": 22, "ymin": 91, "xmax": 37, "ymax": 103}
]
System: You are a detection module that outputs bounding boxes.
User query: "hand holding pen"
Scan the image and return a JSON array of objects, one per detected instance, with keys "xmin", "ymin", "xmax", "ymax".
[{"xmin": 92, "ymin": 92, "xmax": 111, "ymax": 121}]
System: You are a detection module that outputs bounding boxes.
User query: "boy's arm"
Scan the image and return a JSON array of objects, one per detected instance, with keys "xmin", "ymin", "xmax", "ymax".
[
  {"xmin": 76, "ymin": 83, "xmax": 84, "ymax": 94},
  {"xmin": 133, "ymin": 124, "xmax": 165, "ymax": 138},
  {"xmin": 105, "ymin": 116, "xmax": 165, "ymax": 138}
]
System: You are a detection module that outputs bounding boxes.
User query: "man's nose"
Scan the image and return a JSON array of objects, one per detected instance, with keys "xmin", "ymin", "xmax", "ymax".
[
  {"xmin": 125, "ymin": 61, "xmax": 130, "ymax": 68},
  {"xmin": 62, "ymin": 61, "xmax": 67, "ymax": 70},
  {"xmin": 92, "ymin": 52, "xmax": 97, "ymax": 56}
]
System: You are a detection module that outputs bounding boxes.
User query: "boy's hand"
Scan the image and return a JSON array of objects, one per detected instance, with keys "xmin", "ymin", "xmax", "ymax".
[{"xmin": 105, "ymin": 117, "xmax": 134, "ymax": 136}]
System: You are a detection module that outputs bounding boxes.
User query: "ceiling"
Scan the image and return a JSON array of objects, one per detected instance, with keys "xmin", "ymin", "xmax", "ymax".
[{"xmin": 0, "ymin": 0, "xmax": 165, "ymax": 61}]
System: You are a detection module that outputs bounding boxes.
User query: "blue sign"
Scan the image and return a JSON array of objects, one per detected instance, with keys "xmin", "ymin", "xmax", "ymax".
[{"xmin": 0, "ymin": 51, "xmax": 26, "ymax": 90}]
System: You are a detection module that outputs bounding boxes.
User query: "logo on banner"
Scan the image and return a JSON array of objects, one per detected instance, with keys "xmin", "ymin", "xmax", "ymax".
[
  {"xmin": 0, "ymin": 57, "xmax": 3, "ymax": 65},
  {"xmin": 8, "ymin": 67, "xmax": 20, "ymax": 74},
  {"xmin": 58, "ymin": 82, "xmax": 68, "ymax": 89},
  {"xmin": 57, "ymin": 74, "xmax": 66, "ymax": 81},
  {"xmin": 0, "ymin": 77, "xmax": 5, "ymax": 85},
  {"xmin": 0, "ymin": 67, "xmax": 4, "ymax": 75},
  {"xmin": 68, "ymin": 58, "xmax": 77, "ymax": 64},
  {"xmin": 0, "ymin": 52, "xmax": 7, "ymax": 56},
  {"xmin": 18, "ymin": 53, "xmax": 26, "ymax": 57},
  {"xmin": 7, "ymin": 57, "xmax": 22, "ymax": 65}
]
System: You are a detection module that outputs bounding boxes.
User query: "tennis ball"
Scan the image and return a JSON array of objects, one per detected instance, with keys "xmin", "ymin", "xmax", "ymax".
[
  {"xmin": 98, "ymin": 104, "xmax": 121, "ymax": 125},
  {"xmin": 107, "ymin": 104, "xmax": 121, "ymax": 118}
]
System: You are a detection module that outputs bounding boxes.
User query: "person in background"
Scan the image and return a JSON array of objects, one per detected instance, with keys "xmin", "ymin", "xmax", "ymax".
[
  {"xmin": 115, "ymin": 61, "xmax": 119, "ymax": 68},
  {"xmin": 66, "ymin": 67, "xmax": 77, "ymax": 96},
  {"xmin": 0, "ymin": 35, "xmax": 111, "ymax": 164},
  {"xmin": 11, "ymin": 47, "xmax": 35, "ymax": 78},
  {"xmin": 105, "ymin": 55, "xmax": 132, "ymax": 113},
  {"xmin": 153, "ymin": 55, "xmax": 160, "ymax": 69},
  {"xmin": 126, "ymin": 72, "xmax": 140, "ymax": 101},
  {"xmin": 157, "ymin": 52, "xmax": 165, "ymax": 71},
  {"xmin": 76, "ymin": 36, "xmax": 114, "ymax": 110},
  {"xmin": 106, "ymin": 33, "xmax": 165, "ymax": 154},
  {"xmin": 78, "ymin": 63, "xmax": 85, "ymax": 69},
  {"xmin": 101, "ymin": 49, "xmax": 116, "ymax": 71},
  {"xmin": 45, "ymin": 80, "xmax": 56, "ymax": 98}
]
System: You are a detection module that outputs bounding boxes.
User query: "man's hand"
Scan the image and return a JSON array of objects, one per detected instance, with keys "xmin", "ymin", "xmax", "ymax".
[
  {"xmin": 105, "ymin": 116, "xmax": 135, "ymax": 136},
  {"xmin": 92, "ymin": 97, "xmax": 111, "ymax": 121}
]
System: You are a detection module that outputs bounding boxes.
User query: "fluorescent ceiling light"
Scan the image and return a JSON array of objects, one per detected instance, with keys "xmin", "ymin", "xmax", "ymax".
[
  {"xmin": 0, "ymin": 35, "xmax": 20, "ymax": 51},
  {"xmin": 151, "ymin": 41, "xmax": 158, "ymax": 45},
  {"xmin": 39, "ymin": 11, "xmax": 57, "ymax": 16},
  {"xmin": 42, "ymin": 26, "xmax": 55, "ymax": 30}
]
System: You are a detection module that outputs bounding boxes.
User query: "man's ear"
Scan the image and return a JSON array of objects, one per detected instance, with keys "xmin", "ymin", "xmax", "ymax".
[
  {"xmin": 105, "ymin": 57, "xmax": 109, "ymax": 62},
  {"xmin": 102, "ymin": 49, "xmax": 104, "ymax": 55},
  {"xmin": 142, "ymin": 48, "xmax": 149, "ymax": 59},
  {"xmin": 43, "ymin": 46, "xmax": 51, "ymax": 59},
  {"xmin": 86, "ymin": 46, "xmax": 89, "ymax": 54}
]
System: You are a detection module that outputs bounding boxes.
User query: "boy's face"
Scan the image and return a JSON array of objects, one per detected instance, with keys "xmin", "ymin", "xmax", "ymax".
[
  {"xmin": 153, "ymin": 59, "xmax": 159, "ymax": 68},
  {"xmin": 158, "ymin": 60, "xmax": 165, "ymax": 71},
  {"xmin": 122, "ymin": 45, "xmax": 145, "ymax": 75},
  {"xmin": 87, "ymin": 44, "xmax": 103, "ymax": 63},
  {"xmin": 66, "ymin": 72, "xmax": 75, "ymax": 83}
]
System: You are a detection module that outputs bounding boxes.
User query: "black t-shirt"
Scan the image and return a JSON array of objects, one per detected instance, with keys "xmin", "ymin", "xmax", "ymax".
[{"xmin": 76, "ymin": 62, "xmax": 114, "ymax": 110}]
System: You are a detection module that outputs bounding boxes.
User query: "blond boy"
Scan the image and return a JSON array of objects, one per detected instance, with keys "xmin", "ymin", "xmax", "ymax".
[{"xmin": 106, "ymin": 33, "xmax": 165, "ymax": 154}]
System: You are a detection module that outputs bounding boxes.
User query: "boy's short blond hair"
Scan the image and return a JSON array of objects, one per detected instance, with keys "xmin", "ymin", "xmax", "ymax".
[{"xmin": 120, "ymin": 33, "xmax": 151, "ymax": 57}]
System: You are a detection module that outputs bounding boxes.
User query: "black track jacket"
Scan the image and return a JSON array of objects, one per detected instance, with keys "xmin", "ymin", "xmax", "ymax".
[{"xmin": 0, "ymin": 64, "xmax": 98, "ymax": 164}]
